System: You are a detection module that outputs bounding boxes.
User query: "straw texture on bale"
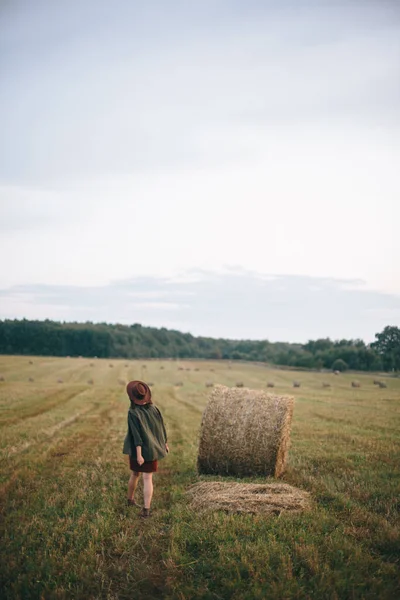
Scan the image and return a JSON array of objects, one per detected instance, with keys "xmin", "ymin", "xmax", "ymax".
[
  {"xmin": 197, "ymin": 385, "xmax": 294, "ymax": 478},
  {"xmin": 187, "ymin": 481, "xmax": 310, "ymax": 515}
]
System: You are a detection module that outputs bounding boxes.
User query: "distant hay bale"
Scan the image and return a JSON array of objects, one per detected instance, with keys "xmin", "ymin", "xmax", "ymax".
[
  {"xmin": 124, "ymin": 364, "xmax": 129, "ymax": 367},
  {"xmin": 267, "ymin": 382, "xmax": 275, "ymax": 388},
  {"xmin": 185, "ymin": 368, "xmax": 191, "ymax": 371},
  {"xmin": 0, "ymin": 376, "xmax": 5, "ymax": 382},
  {"xmin": 109, "ymin": 364, "xmax": 114, "ymax": 368},
  {"xmin": 178, "ymin": 367, "xmax": 184, "ymax": 371},
  {"xmin": 87, "ymin": 379, "xmax": 94, "ymax": 385},
  {"xmin": 57, "ymin": 379, "xmax": 63, "ymax": 384},
  {"xmin": 322, "ymin": 382, "xmax": 331, "ymax": 388},
  {"xmin": 29, "ymin": 360, "xmax": 33, "ymax": 364},
  {"xmin": 187, "ymin": 481, "xmax": 310, "ymax": 516},
  {"xmin": 90, "ymin": 363, "xmax": 94, "ymax": 367},
  {"xmin": 148, "ymin": 382, "xmax": 155, "ymax": 387},
  {"xmin": 210, "ymin": 368, "xmax": 215, "ymax": 372},
  {"xmin": 118, "ymin": 379, "xmax": 125, "ymax": 386},
  {"xmin": 236, "ymin": 382, "xmax": 244, "ymax": 388},
  {"xmin": 205, "ymin": 381, "xmax": 214, "ymax": 388},
  {"xmin": 293, "ymin": 381, "xmax": 301, "ymax": 388},
  {"xmin": 175, "ymin": 381, "xmax": 183, "ymax": 387},
  {"xmin": 373, "ymin": 379, "xmax": 381, "ymax": 385},
  {"xmin": 160, "ymin": 366, "xmax": 164, "ymax": 370},
  {"xmin": 197, "ymin": 385, "xmax": 294, "ymax": 478},
  {"xmin": 194, "ymin": 368, "xmax": 200, "ymax": 371},
  {"xmin": 378, "ymin": 381, "xmax": 387, "ymax": 388},
  {"xmin": 351, "ymin": 381, "xmax": 360, "ymax": 388},
  {"xmin": 28, "ymin": 377, "xmax": 34, "ymax": 382},
  {"xmin": 333, "ymin": 370, "xmax": 340, "ymax": 375}
]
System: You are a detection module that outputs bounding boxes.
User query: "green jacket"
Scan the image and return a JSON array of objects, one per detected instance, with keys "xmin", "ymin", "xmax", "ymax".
[{"xmin": 123, "ymin": 404, "xmax": 168, "ymax": 461}]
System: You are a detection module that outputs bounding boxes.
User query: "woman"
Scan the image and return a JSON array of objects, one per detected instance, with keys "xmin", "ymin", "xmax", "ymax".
[{"xmin": 123, "ymin": 380, "xmax": 169, "ymax": 518}]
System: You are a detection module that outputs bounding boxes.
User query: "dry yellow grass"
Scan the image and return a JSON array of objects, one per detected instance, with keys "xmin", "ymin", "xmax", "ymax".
[{"xmin": 187, "ymin": 481, "xmax": 311, "ymax": 515}]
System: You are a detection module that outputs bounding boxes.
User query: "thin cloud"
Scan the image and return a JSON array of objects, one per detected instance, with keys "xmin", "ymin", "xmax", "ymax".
[{"xmin": 0, "ymin": 269, "xmax": 399, "ymax": 343}]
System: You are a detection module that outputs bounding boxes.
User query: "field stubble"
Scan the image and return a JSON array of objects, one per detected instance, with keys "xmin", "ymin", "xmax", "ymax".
[{"xmin": 0, "ymin": 356, "xmax": 399, "ymax": 599}]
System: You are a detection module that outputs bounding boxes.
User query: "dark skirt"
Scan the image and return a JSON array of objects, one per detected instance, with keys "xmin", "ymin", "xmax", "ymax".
[{"xmin": 129, "ymin": 457, "xmax": 158, "ymax": 473}]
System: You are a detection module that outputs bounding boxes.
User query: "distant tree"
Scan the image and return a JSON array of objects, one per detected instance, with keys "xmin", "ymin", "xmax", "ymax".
[
  {"xmin": 371, "ymin": 326, "xmax": 400, "ymax": 371},
  {"xmin": 331, "ymin": 358, "xmax": 348, "ymax": 372}
]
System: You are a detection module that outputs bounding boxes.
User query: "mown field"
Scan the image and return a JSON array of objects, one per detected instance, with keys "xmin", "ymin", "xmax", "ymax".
[{"xmin": 0, "ymin": 356, "xmax": 399, "ymax": 600}]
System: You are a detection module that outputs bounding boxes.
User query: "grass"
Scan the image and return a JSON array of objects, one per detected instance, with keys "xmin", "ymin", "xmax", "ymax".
[{"xmin": 0, "ymin": 356, "xmax": 399, "ymax": 599}]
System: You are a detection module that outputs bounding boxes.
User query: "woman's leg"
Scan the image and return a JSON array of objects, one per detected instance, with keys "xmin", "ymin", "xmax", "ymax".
[
  {"xmin": 127, "ymin": 471, "xmax": 140, "ymax": 501},
  {"xmin": 142, "ymin": 473, "xmax": 153, "ymax": 509}
]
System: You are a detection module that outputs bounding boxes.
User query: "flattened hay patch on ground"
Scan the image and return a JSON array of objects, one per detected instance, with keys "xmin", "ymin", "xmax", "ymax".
[{"xmin": 187, "ymin": 481, "xmax": 311, "ymax": 515}]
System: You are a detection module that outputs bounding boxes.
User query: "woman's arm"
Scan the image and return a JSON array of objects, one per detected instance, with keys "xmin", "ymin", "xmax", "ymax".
[{"xmin": 136, "ymin": 446, "xmax": 145, "ymax": 465}]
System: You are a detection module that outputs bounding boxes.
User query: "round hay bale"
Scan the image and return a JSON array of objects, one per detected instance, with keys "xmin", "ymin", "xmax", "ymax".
[
  {"xmin": 378, "ymin": 381, "xmax": 387, "ymax": 388},
  {"xmin": 236, "ymin": 382, "xmax": 244, "ymax": 388},
  {"xmin": 0, "ymin": 375, "xmax": 5, "ymax": 382},
  {"xmin": 293, "ymin": 381, "xmax": 301, "ymax": 388},
  {"xmin": 178, "ymin": 367, "xmax": 184, "ymax": 371},
  {"xmin": 109, "ymin": 364, "xmax": 114, "ymax": 368},
  {"xmin": 160, "ymin": 366, "xmax": 164, "ymax": 370},
  {"xmin": 90, "ymin": 363, "xmax": 94, "ymax": 367},
  {"xmin": 175, "ymin": 381, "xmax": 183, "ymax": 387},
  {"xmin": 322, "ymin": 382, "xmax": 331, "ymax": 388},
  {"xmin": 351, "ymin": 381, "xmax": 360, "ymax": 388},
  {"xmin": 194, "ymin": 368, "xmax": 200, "ymax": 372},
  {"xmin": 28, "ymin": 377, "xmax": 34, "ymax": 382},
  {"xmin": 205, "ymin": 381, "xmax": 214, "ymax": 388},
  {"xmin": 373, "ymin": 379, "xmax": 381, "ymax": 385},
  {"xmin": 57, "ymin": 379, "xmax": 63, "ymax": 384},
  {"xmin": 118, "ymin": 379, "xmax": 125, "ymax": 386},
  {"xmin": 148, "ymin": 382, "xmax": 155, "ymax": 387},
  {"xmin": 267, "ymin": 382, "xmax": 275, "ymax": 388},
  {"xmin": 87, "ymin": 379, "xmax": 94, "ymax": 385},
  {"xmin": 333, "ymin": 370, "xmax": 340, "ymax": 375},
  {"xmin": 197, "ymin": 385, "xmax": 294, "ymax": 478},
  {"xmin": 29, "ymin": 360, "xmax": 34, "ymax": 364}
]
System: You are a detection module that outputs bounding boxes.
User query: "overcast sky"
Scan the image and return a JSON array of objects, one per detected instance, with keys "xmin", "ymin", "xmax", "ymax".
[{"xmin": 0, "ymin": 0, "xmax": 399, "ymax": 342}]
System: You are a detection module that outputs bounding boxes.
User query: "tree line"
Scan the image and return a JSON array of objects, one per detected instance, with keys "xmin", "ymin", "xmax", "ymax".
[{"xmin": 0, "ymin": 319, "xmax": 399, "ymax": 372}]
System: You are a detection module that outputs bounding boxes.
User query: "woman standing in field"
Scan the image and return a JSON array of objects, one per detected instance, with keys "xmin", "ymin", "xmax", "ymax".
[{"xmin": 123, "ymin": 380, "xmax": 169, "ymax": 518}]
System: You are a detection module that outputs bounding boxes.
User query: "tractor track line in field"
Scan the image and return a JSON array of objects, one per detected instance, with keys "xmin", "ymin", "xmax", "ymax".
[
  {"xmin": 0, "ymin": 386, "xmax": 88, "ymax": 426},
  {"xmin": 3, "ymin": 404, "xmax": 95, "ymax": 458}
]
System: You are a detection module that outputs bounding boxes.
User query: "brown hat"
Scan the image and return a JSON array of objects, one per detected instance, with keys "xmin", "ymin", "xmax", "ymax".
[{"xmin": 126, "ymin": 380, "xmax": 152, "ymax": 405}]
